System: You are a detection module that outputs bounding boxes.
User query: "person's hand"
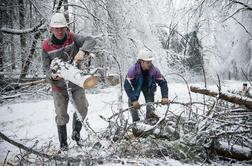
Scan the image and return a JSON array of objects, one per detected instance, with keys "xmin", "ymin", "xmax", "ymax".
[
  {"xmin": 161, "ymin": 98, "xmax": 170, "ymax": 105},
  {"xmin": 51, "ymin": 73, "xmax": 62, "ymax": 80},
  {"xmin": 132, "ymin": 101, "xmax": 140, "ymax": 109},
  {"xmin": 74, "ymin": 50, "xmax": 85, "ymax": 64}
]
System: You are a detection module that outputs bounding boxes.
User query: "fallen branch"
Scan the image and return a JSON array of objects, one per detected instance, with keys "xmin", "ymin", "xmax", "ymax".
[
  {"xmin": 0, "ymin": 131, "xmax": 85, "ymax": 163},
  {"xmin": 134, "ymin": 101, "xmax": 172, "ymax": 136},
  {"xmin": 3, "ymin": 150, "xmax": 10, "ymax": 166},
  {"xmin": 105, "ymin": 101, "xmax": 207, "ymax": 121},
  {"xmin": 190, "ymin": 86, "xmax": 252, "ymax": 110},
  {"xmin": 0, "ymin": 94, "xmax": 21, "ymax": 100},
  {"xmin": 107, "ymin": 101, "xmax": 162, "ymax": 121},
  {"xmin": 9, "ymin": 79, "xmax": 46, "ymax": 87}
]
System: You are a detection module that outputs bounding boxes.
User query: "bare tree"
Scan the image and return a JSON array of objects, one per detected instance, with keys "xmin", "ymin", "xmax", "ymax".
[
  {"xmin": 63, "ymin": 0, "xmax": 69, "ymax": 23},
  {"xmin": 19, "ymin": 0, "xmax": 27, "ymax": 68},
  {"xmin": 9, "ymin": 6, "xmax": 16, "ymax": 70},
  {"xmin": 0, "ymin": 31, "xmax": 3, "ymax": 80},
  {"xmin": 20, "ymin": 31, "xmax": 42, "ymax": 79}
]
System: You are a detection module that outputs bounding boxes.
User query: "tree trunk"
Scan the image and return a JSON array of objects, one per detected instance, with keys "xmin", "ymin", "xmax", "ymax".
[
  {"xmin": 56, "ymin": 0, "xmax": 63, "ymax": 12},
  {"xmin": 19, "ymin": 31, "xmax": 41, "ymax": 79},
  {"xmin": 0, "ymin": 3, "xmax": 6, "ymax": 79},
  {"xmin": 29, "ymin": 1, "xmax": 32, "ymax": 27},
  {"xmin": 63, "ymin": 0, "xmax": 69, "ymax": 23},
  {"xmin": 19, "ymin": 0, "xmax": 26, "ymax": 68},
  {"xmin": 0, "ymin": 31, "xmax": 3, "ymax": 79},
  {"xmin": 190, "ymin": 86, "xmax": 252, "ymax": 109},
  {"xmin": 10, "ymin": 7, "xmax": 15, "ymax": 70}
]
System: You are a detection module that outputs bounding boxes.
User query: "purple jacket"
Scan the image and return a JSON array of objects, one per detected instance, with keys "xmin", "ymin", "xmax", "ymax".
[{"xmin": 124, "ymin": 62, "xmax": 168, "ymax": 102}]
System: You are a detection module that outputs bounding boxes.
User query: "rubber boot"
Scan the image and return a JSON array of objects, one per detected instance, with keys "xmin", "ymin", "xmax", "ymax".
[
  {"xmin": 57, "ymin": 125, "xmax": 68, "ymax": 151},
  {"xmin": 146, "ymin": 111, "xmax": 159, "ymax": 125},
  {"xmin": 71, "ymin": 112, "xmax": 82, "ymax": 145},
  {"xmin": 146, "ymin": 110, "xmax": 159, "ymax": 120}
]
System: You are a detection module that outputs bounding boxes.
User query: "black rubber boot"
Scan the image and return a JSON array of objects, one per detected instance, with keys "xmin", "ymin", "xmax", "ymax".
[
  {"xmin": 146, "ymin": 111, "xmax": 159, "ymax": 120},
  {"xmin": 57, "ymin": 125, "xmax": 68, "ymax": 151},
  {"xmin": 72, "ymin": 112, "xmax": 82, "ymax": 144}
]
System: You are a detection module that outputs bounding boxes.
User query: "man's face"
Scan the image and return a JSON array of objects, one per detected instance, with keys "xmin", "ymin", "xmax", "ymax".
[
  {"xmin": 140, "ymin": 60, "xmax": 152, "ymax": 70},
  {"xmin": 51, "ymin": 27, "xmax": 67, "ymax": 39}
]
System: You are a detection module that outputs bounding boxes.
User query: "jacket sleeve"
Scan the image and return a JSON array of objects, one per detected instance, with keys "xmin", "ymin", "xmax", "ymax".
[
  {"xmin": 156, "ymin": 78, "xmax": 168, "ymax": 98},
  {"xmin": 154, "ymin": 67, "xmax": 168, "ymax": 98},
  {"xmin": 42, "ymin": 49, "xmax": 52, "ymax": 80},
  {"xmin": 74, "ymin": 34, "xmax": 97, "ymax": 53},
  {"xmin": 124, "ymin": 77, "xmax": 138, "ymax": 102}
]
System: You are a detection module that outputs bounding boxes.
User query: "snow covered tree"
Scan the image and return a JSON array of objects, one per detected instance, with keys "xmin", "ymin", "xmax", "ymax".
[{"xmin": 182, "ymin": 27, "xmax": 203, "ymax": 73}]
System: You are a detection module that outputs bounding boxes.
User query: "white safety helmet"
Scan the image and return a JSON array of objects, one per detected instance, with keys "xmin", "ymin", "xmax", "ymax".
[
  {"xmin": 137, "ymin": 48, "xmax": 154, "ymax": 61},
  {"xmin": 50, "ymin": 13, "xmax": 67, "ymax": 28}
]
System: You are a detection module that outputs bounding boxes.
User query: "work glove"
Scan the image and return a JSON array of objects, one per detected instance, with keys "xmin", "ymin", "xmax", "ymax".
[
  {"xmin": 161, "ymin": 98, "xmax": 170, "ymax": 105},
  {"xmin": 51, "ymin": 73, "xmax": 62, "ymax": 80},
  {"xmin": 74, "ymin": 50, "xmax": 85, "ymax": 64},
  {"xmin": 132, "ymin": 101, "xmax": 140, "ymax": 109}
]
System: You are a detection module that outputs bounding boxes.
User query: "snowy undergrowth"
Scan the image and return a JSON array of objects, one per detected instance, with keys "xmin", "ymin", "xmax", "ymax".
[{"xmin": 0, "ymin": 80, "xmax": 251, "ymax": 165}]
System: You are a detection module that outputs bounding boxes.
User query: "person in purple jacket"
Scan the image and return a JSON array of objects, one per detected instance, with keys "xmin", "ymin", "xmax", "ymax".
[{"xmin": 124, "ymin": 48, "xmax": 169, "ymax": 122}]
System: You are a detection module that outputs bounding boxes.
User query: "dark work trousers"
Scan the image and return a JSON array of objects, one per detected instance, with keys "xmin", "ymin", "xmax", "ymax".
[
  {"xmin": 128, "ymin": 88, "xmax": 155, "ymax": 122},
  {"xmin": 52, "ymin": 82, "xmax": 89, "ymax": 126}
]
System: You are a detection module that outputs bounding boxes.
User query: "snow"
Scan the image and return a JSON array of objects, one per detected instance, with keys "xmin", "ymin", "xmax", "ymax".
[{"xmin": 0, "ymin": 81, "xmax": 248, "ymax": 165}]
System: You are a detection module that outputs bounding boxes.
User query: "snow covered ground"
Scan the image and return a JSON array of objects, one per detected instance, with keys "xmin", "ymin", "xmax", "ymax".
[{"xmin": 0, "ymin": 80, "xmax": 247, "ymax": 165}]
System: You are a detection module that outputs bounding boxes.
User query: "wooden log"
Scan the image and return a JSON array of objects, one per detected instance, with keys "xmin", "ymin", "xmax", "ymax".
[
  {"xmin": 190, "ymin": 86, "xmax": 252, "ymax": 110},
  {"xmin": 50, "ymin": 58, "xmax": 97, "ymax": 89},
  {"xmin": 105, "ymin": 74, "xmax": 120, "ymax": 86},
  {"xmin": 131, "ymin": 120, "xmax": 180, "ymax": 140},
  {"xmin": 214, "ymin": 141, "xmax": 252, "ymax": 161}
]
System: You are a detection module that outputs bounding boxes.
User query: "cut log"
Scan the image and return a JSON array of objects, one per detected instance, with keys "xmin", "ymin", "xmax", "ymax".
[
  {"xmin": 94, "ymin": 74, "xmax": 120, "ymax": 86},
  {"xmin": 190, "ymin": 86, "xmax": 252, "ymax": 110},
  {"xmin": 50, "ymin": 58, "xmax": 97, "ymax": 89},
  {"xmin": 214, "ymin": 141, "xmax": 252, "ymax": 160},
  {"xmin": 131, "ymin": 120, "xmax": 180, "ymax": 140},
  {"xmin": 105, "ymin": 74, "xmax": 120, "ymax": 86}
]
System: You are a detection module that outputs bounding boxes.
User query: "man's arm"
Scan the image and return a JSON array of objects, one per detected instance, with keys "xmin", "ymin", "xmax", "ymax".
[
  {"xmin": 42, "ymin": 50, "xmax": 51, "ymax": 80},
  {"xmin": 74, "ymin": 35, "xmax": 96, "ymax": 53},
  {"xmin": 156, "ymin": 78, "xmax": 168, "ymax": 98},
  {"xmin": 73, "ymin": 35, "xmax": 97, "ymax": 63},
  {"xmin": 154, "ymin": 67, "xmax": 168, "ymax": 98},
  {"xmin": 124, "ymin": 77, "xmax": 138, "ymax": 102}
]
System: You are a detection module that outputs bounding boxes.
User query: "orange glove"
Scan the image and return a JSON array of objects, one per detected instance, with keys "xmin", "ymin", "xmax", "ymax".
[
  {"xmin": 132, "ymin": 101, "xmax": 140, "ymax": 109},
  {"xmin": 161, "ymin": 98, "xmax": 170, "ymax": 105},
  {"xmin": 74, "ymin": 50, "xmax": 85, "ymax": 64}
]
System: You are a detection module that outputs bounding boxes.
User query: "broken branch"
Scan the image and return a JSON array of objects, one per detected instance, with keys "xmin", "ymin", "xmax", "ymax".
[{"xmin": 190, "ymin": 86, "xmax": 252, "ymax": 110}]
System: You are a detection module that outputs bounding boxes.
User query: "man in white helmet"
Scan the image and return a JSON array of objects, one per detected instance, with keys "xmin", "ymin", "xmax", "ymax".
[
  {"xmin": 124, "ymin": 48, "xmax": 169, "ymax": 132},
  {"xmin": 42, "ymin": 13, "xmax": 96, "ymax": 151}
]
